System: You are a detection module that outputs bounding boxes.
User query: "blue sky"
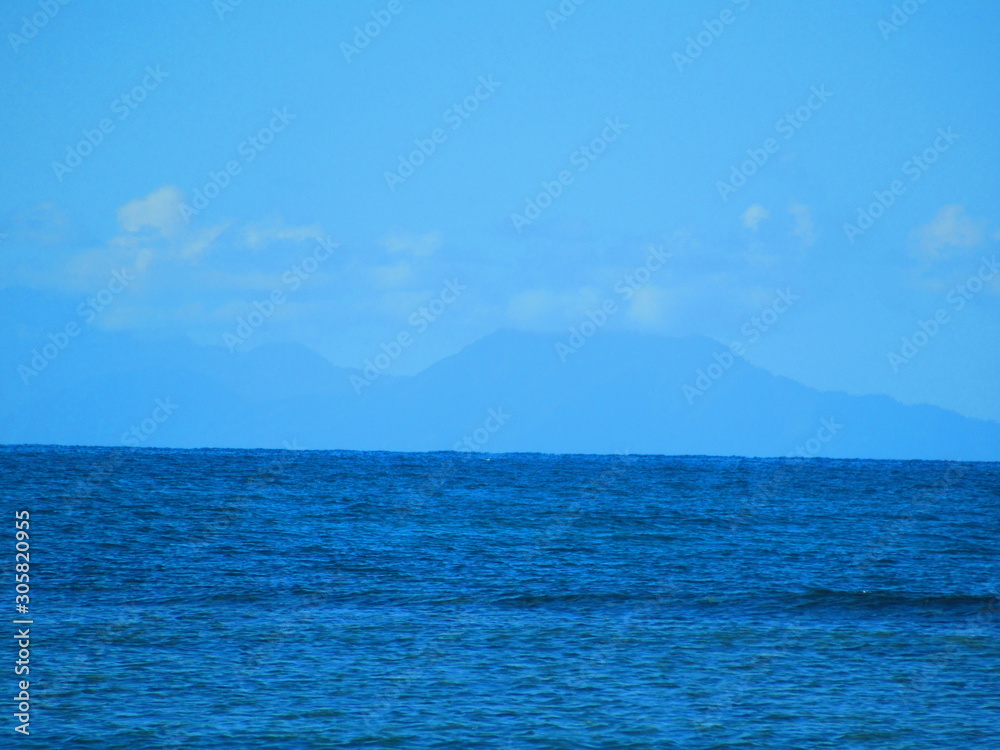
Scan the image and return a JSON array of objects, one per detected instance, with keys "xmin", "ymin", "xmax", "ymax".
[{"xmin": 3, "ymin": 0, "xmax": 999, "ymax": 423}]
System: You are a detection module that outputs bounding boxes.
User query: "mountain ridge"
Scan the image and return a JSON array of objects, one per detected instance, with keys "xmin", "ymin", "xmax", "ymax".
[{"xmin": 1, "ymin": 307, "xmax": 998, "ymax": 459}]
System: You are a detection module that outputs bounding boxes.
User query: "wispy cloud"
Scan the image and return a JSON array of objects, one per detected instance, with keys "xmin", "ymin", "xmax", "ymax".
[
  {"xmin": 915, "ymin": 205, "xmax": 987, "ymax": 259},
  {"xmin": 742, "ymin": 204, "xmax": 769, "ymax": 231},
  {"xmin": 242, "ymin": 221, "xmax": 325, "ymax": 250},
  {"xmin": 379, "ymin": 230, "xmax": 442, "ymax": 257}
]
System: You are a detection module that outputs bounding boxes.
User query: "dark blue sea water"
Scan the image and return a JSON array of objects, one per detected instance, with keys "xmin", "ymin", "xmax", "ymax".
[{"xmin": 4, "ymin": 446, "xmax": 999, "ymax": 748}]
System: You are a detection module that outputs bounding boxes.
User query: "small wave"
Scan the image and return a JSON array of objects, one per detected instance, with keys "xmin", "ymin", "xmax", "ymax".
[
  {"xmin": 794, "ymin": 588, "xmax": 997, "ymax": 611},
  {"xmin": 493, "ymin": 591, "xmax": 657, "ymax": 608}
]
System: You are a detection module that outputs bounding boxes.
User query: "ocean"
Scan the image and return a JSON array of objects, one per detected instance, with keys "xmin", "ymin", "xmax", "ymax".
[{"xmin": 4, "ymin": 446, "xmax": 999, "ymax": 748}]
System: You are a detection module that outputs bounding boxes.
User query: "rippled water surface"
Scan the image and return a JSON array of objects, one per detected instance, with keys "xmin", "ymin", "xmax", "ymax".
[{"xmin": 4, "ymin": 446, "xmax": 999, "ymax": 748}]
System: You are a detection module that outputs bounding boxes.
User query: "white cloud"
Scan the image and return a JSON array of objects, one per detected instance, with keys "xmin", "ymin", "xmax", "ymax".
[
  {"xmin": 916, "ymin": 205, "xmax": 987, "ymax": 258},
  {"xmin": 118, "ymin": 189, "xmax": 321, "ymax": 262},
  {"xmin": 380, "ymin": 230, "xmax": 442, "ymax": 257},
  {"xmin": 16, "ymin": 186, "xmax": 340, "ymax": 296},
  {"xmin": 742, "ymin": 204, "xmax": 769, "ymax": 231},
  {"xmin": 117, "ymin": 185, "xmax": 185, "ymax": 236},
  {"xmin": 243, "ymin": 221, "xmax": 324, "ymax": 250}
]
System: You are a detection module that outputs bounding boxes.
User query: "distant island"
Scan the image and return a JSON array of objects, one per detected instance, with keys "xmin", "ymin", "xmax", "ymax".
[{"xmin": 2, "ymin": 309, "xmax": 998, "ymax": 461}]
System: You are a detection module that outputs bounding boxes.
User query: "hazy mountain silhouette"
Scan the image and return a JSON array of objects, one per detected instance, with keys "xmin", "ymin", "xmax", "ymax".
[{"xmin": 1, "ymin": 286, "xmax": 998, "ymax": 460}]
